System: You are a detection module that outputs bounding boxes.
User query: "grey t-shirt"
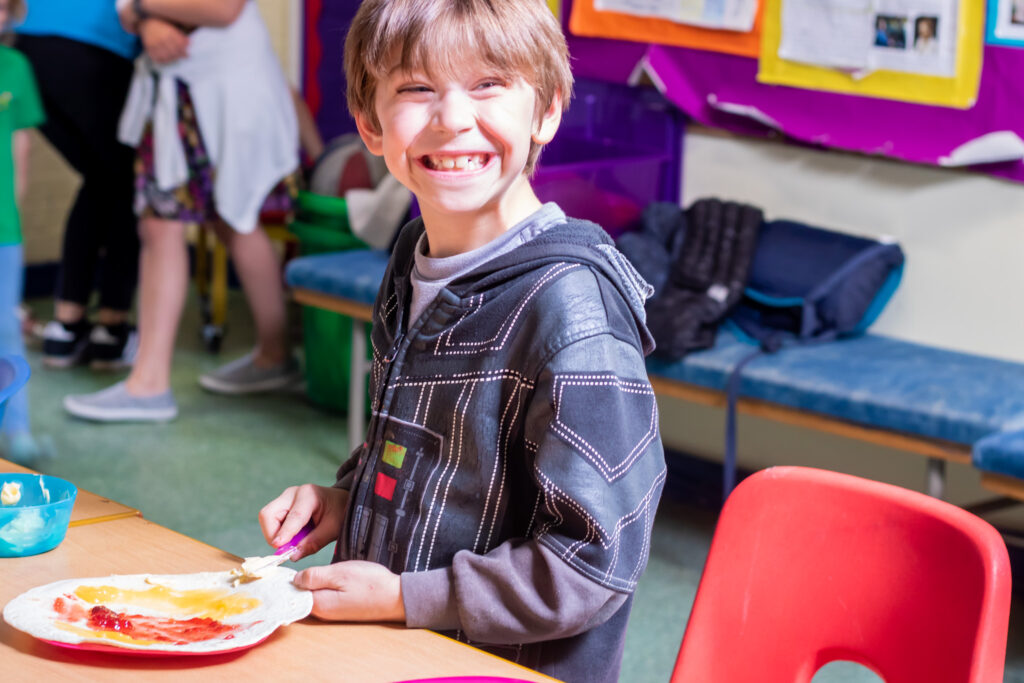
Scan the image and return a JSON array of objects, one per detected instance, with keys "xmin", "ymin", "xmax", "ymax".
[{"xmin": 409, "ymin": 203, "xmax": 566, "ymax": 325}]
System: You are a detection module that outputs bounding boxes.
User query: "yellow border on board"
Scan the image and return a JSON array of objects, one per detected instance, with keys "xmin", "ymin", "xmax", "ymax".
[{"xmin": 757, "ymin": 0, "xmax": 983, "ymax": 109}]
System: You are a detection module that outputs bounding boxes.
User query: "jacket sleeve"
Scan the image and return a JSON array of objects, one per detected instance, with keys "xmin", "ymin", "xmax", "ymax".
[{"xmin": 401, "ymin": 329, "xmax": 666, "ymax": 644}]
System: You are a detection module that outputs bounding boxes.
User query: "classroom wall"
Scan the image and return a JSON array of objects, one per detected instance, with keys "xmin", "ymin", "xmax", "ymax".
[
  {"xmin": 683, "ymin": 126, "xmax": 1024, "ymax": 365},
  {"xmin": 660, "ymin": 126, "xmax": 1024, "ymax": 510},
  {"xmin": 21, "ymin": 133, "xmax": 75, "ymax": 265}
]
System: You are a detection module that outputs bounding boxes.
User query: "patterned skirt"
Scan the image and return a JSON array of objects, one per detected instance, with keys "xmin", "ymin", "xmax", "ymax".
[{"xmin": 133, "ymin": 78, "xmax": 297, "ymax": 228}]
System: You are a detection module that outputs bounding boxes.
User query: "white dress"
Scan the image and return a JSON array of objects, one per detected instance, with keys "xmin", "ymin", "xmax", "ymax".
[{"xmin": 117, "ymin": 1, "xmax": 298, "ymax": 232}]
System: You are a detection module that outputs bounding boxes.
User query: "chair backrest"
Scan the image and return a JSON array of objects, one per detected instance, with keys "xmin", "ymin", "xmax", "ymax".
[
  {"xmin": 671, "ymin": 466, "xmax": 1011, "ymax": 683},
  {"xmin": 0, "ymin": 355, "xmax": 30, "ymax": 426}
]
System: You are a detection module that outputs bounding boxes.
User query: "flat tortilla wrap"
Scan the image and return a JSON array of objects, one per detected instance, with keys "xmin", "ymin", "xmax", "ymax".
[{"xmin": 3, "ymin": 567, "xmax": 313, "ymax": 653}]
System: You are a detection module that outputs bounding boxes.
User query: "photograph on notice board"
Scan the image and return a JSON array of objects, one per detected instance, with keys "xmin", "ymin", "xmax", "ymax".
[
  {"xmin": 762, "ymin": 0, "xmax": 984, "ymax": 108},
  {"xmin": 991, "ymin": 0, "xmax": 1024, "ymax": 43},
  {"xmin": 779, "ymin": 0, "xmax": 956, "ymax": 76},
  {"xmin": 870, "ymin": 1, "xmax": 956, "ymax": 76},
  {"xmin": 874, "ymin": 15, "xmax": 907, "ymax": 49},
  {"xmin": 913, "ymin": 16, "xmax": 940, "ymax": 54}
]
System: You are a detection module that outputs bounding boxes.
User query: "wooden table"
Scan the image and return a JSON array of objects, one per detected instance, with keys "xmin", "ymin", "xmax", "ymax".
[
  {"xmin": 1, "ymin": 515, "xmax": 556, "ymax": 682},
  {"xmin": 0, "ymin": 459, "xmax": 140, "ymax": 526}
]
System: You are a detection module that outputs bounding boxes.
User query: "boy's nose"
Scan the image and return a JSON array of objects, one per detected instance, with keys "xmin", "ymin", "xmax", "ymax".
[{"xmin": 432, "ymin": 90, "xmax": 475, "ymax": 134}]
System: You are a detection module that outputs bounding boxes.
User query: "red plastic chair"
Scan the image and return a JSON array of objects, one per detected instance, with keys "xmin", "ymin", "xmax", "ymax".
[{"xmin": 671, "ymin": 466, "xmax": 1011, "ymax": 683}]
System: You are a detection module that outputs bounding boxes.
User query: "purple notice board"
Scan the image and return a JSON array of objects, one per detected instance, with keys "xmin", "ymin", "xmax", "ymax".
[
  {"xmin": 563, "ymin": 0, "xmax": 1024, "ymax": 185},
  {"xmin": 304, "ymin": 0, "xmax": 358, "ymax": 141},
  {"xmin": 307, "ymin": 1, "xmax": 1024, "ymax": 184}
]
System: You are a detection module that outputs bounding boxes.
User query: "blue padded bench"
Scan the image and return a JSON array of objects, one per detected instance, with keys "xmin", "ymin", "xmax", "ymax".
[
  {"xmin": 646, "ymin": 333, "xmax": 1024, "ymax": 499},
  {"xmin": 286, "ymin": 248, "xmax": 1024, "ymax": 500},
  {"xmin": 973, "ymin": 430, "xmax": 1024, "ymax": 500}
]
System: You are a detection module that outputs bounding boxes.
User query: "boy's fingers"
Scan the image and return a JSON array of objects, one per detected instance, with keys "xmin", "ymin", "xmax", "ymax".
[
  {"xmin": 293, "ymin": 565, "xmax": 338, "ymax": 591},
  {"xmin": 274, "ymin": 508, "xmax": 313, "ymax": 548},
  {"xmin": 272, "ymin": 487, "xmax": 320, "ymax": 547},
  {"xmin": 258, "ymin": 488, "xmax": 297, "ymax": 543}
]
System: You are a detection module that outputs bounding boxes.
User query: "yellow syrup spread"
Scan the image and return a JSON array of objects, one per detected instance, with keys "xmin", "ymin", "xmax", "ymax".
[
  {"xmin": 73, "ymin": 583, "xmax": 260, "ymax": 620},
  {"xmin": 54, "ymin": 621, "xmax": 163, "ymax": 646}
]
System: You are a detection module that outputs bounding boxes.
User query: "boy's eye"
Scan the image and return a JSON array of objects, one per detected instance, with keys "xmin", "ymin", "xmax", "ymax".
[{"xmin": 398, "ymin": 85, "xmax": 432, "ymax": 94}]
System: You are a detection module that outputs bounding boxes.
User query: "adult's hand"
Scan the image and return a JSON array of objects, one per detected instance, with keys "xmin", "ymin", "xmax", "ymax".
[{"xmin": 139, "ymin": 18, "xmax": 190, "ymax": 65}]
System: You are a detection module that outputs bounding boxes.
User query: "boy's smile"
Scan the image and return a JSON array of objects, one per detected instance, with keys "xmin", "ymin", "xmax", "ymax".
[
  {"xmin": 356, "ymin": 57, "xmax": 561, "ymax": 257},
  {"xmin": 420, "ymin": 153, "xmax": 491, "ymax": 172}
]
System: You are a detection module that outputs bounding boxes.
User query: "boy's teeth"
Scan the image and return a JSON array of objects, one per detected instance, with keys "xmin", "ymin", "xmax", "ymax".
[{"xmin": 426, "ymin": 154, "xmax": 485, "ymax": 171}]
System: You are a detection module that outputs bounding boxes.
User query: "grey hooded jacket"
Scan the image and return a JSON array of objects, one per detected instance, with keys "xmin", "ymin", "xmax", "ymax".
[{"xmin": 333, "ymin": 216, "xmax": 666, "ymax": 683}]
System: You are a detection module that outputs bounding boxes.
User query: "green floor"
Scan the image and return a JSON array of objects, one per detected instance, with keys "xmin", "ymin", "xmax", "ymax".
[{"xmin": 7, "ymin": 291, "xmax": 1024, "ymax": 682}]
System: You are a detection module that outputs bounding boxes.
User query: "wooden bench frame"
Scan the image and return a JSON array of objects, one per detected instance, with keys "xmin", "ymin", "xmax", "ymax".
[
  {"xmin": 293, "ymin": 286, "xmax": 1021, "ymax": 503},
  {"xmin": 293, "ymin": 288, "xmax": 375, "ymax": 458}
]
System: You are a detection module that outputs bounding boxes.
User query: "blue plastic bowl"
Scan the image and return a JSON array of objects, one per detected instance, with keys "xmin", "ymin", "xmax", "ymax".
[{"xmin": 0, "ymin": 473, "xmax": 77, "ymax": 557}]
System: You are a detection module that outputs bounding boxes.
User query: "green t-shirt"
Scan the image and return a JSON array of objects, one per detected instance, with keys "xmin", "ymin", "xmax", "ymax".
[{"xmin": 0, "ymin": 45, "xmax": 45, "ymax": 245}]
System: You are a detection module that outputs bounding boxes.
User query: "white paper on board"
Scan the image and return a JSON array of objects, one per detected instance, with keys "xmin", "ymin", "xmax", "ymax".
[
  {"xmin": 939, "ymin": 131, "xmax": 1024, "ymax": 167},
  {"xmin": 778, "ymin": 0, "xmax": 959, "ymax": 78},
  {"xmin": 595, "ymin": 0, "xmax": 759, "ymax": 32},
  {"xmin": 706, "ymin": 94, "xmax": 783, "ymax": 130}
]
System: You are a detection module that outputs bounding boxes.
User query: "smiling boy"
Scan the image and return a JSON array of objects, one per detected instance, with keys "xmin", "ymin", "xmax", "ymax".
[{"xmin": 260, "ymin": 2, "xmax": 666, "ymax": 681}]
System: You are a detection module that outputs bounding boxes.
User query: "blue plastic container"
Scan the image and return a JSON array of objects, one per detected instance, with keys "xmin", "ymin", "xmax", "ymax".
[
  {"xmin": 0, "ymin": 355, "xmax": 30, "ymax": 427},
  {"xmin": 0, "ymin": 474, "xmax": 77, "ymax": 557}
]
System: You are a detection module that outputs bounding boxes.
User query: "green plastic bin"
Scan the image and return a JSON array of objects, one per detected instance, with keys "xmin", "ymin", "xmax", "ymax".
[
  {"xmin": 296, "ymin": 190, "xmax": 349, "ymax": 228},
  {"xmin": 290, "ymin": 198, "xmax": 371, "ymax": 414}
]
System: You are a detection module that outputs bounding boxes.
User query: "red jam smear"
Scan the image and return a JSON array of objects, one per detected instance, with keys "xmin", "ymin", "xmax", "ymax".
[
  {"xmin": 52, "ymin": 597, "xmax": 249, "ymax": 644},
  {"xmin": 53, "ymin": 595, "xmax": 88, "ymax": 622}
]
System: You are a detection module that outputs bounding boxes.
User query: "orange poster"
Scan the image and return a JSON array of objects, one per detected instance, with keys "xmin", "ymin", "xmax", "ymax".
[{"xmin": 569, "ymin": 0, "xmax": 763, "ymax": 58}]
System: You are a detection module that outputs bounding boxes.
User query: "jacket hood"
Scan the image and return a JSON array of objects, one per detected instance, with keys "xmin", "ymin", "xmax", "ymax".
[{"xmin": 389, "ymin": 216, "xmax": 657, "ymax": 356}]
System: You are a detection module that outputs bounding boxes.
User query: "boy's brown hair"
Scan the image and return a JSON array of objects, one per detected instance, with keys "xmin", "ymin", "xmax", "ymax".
[{"xmin": 344, "ymin": 0, "xmax": 573, "ymax": 174}]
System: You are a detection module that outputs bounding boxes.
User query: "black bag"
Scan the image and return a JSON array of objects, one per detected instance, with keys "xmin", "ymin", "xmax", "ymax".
[{"xmin": 634, "ymin": 199, "xmax": 763, "ymax": 359}]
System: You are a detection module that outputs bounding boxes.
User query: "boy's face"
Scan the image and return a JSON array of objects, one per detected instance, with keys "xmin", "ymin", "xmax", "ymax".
[
  {"xmin": 0, "ymin": 1, "xmax": 9, "ymax": 29},
  {"xmin": 356, "ymin": 55, "xmax": 560, "ymax": 228}
]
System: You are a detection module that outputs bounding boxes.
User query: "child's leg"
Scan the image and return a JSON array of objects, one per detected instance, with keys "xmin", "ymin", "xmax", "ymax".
[
  {"xmin": 0, "ymin": 244, "xmax": 29, "ymax": 436},
  {"xmin": 62, "ymin": 216, "xmax": 181, "ymax": 422},
  {"xmin": 209, "ymin": 220, "xmax": 289, "ymax": 366},
  {"xmin": 124, "ymin": 216, "xmax": 189, "ymax": 395},
  {"xmin": 197, "ymin": 221, "xmax": 300, "ymax": 395}
]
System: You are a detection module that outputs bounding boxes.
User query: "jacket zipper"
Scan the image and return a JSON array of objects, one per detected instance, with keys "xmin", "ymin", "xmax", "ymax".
[{"xmin": 350, "ymin": 330, "xmax": 405, "ymax": 559}]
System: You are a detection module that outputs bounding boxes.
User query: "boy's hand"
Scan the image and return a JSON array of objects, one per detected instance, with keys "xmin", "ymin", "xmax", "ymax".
[
  {"xmin": 259, "ymin": 484, "xmax": 349, "ymax": 560},
  {"xmin": 139, "ymin": 18, "xmax": 190, "ymax": 64},
  {"xmin": 293, "ymin": 561, "xmax": 405, "ymax": 623}
]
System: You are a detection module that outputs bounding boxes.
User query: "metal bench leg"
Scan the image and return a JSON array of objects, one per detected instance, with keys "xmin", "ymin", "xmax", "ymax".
[
  {"xmin": 348, "ymin": 321, "xmax": 368, "ymax": 456},
  {"xmin": 926, "ymin": 458, "xmax": 946, "ymax": 499}
]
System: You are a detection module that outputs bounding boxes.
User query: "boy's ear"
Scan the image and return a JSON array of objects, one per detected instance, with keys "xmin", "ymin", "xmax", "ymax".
[
  {"xmin": 354, "ymin": 111, "xmax": 384, "ymax": 156},
  {"xmin": 532, "ymin": 90, "xmax": 563, "ymax": 146}
]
